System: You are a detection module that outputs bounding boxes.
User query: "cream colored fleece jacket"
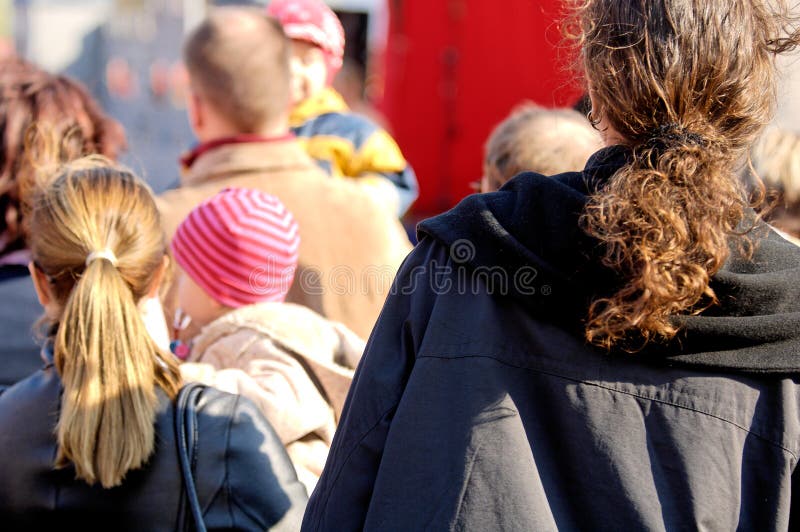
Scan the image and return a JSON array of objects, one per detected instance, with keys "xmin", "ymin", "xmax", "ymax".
[{"xmin": 180, "ymin": 302, "xmax": 364, "ymax": 489}]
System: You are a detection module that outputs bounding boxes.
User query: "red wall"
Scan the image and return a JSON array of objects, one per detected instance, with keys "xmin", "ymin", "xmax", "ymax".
[{"xmin": 380, "ymin": 0, "xmax": 583, "ymax": 215}]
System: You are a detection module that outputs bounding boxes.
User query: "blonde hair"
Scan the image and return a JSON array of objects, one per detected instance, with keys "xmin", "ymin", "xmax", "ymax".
[
  {"xmin": 483, "ymin": 103, "xmax": 602, "ymax": 191},
  {"xmin": 28, "ymin": 157, "xmax": 181, "ymax": 488},
  {"xmin": 749, "ymin": 127, "xmax": 800, "ymax": 238},
  {"xmin": 752, "ymin": 127, "xmax": 800, "ymax": 203}
]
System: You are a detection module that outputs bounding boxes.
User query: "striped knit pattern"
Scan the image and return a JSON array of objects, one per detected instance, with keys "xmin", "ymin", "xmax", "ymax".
[{"xmin": 171, "ymin": 188, "xmax": 300, "ymax": 308}]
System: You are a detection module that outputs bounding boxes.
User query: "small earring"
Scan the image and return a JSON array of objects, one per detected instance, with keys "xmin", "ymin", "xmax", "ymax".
[{"xmin": 588, "ymin": 109, "xmax": 601, "ymax": 130}]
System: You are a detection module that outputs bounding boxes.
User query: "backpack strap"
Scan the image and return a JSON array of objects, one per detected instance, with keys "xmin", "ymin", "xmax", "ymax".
[{"xmin": 174, "ymin": 382, "xmax": 207, "ymax": 532}]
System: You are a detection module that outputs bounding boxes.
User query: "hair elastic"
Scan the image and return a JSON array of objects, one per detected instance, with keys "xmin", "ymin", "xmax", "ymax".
[
  {"xmin": 85, "ymin": 249, "xmax": 118, "ymax": 267},
  {"xmin": 648, "ymin": 123, "xmax": 706, "ymax": 146}
]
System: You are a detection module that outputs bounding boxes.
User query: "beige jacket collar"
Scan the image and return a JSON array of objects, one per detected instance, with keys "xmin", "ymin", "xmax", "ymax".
[{"xmin": 181, "ymin": 139, "xmax": 318, "ymax": 187}]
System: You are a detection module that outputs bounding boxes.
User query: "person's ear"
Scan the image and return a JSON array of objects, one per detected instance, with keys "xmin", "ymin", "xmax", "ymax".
[
  {"xmin": 186, "ymin": 89, "xmax": 204, "ymax": 133},
  {"xmin": 28, "ymin": 262, "xmax": 52, "ymax": 309},
  {"xmin": 147, "ymin": 255, "xmax": 170, "ymax": 299}
]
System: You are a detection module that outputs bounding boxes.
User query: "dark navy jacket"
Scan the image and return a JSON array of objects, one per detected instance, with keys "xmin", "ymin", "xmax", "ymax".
[
  {"xmin": 0, "ymin": 266, "xmax": 45, "ymax": 389},
  {"xmin": 303, "ymin": 147, "xmax": 800, "ymax": 531}
]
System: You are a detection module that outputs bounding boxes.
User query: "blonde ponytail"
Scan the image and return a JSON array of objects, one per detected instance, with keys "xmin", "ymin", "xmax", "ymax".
[{"xmin": 29, "ymin": 158, "xmax": 180, "ymax": 488}]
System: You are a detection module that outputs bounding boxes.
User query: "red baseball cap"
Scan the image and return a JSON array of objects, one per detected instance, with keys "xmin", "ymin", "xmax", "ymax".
[{"xmin": 267, "ymin": 0, "xmax": 345, "ymax": 81}]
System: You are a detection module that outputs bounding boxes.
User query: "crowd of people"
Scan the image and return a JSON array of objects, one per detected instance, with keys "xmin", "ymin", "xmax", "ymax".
[{"xmin": 1, "ymin": 0, "xmax": 800, "ymax": 530}]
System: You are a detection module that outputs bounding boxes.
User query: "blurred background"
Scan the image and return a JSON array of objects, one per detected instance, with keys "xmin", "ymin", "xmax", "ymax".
[{"xmin": 3, "ymin": 0, "xmax": 800, "ymax": 218}]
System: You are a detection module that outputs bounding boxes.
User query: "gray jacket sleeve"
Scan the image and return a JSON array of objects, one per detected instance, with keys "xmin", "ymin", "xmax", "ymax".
[
  {"xmin": 791, "ymin": 464, "xmax": 800, "ymax": 530},
  {"xmin": 301, "ymin": 239, "xmax": 445, "ymax": 531}
]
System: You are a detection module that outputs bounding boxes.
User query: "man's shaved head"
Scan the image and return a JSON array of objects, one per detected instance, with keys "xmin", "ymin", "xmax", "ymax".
[{"xmin": 184, "ymin": 7, "xmax": 291, "ymax": 133}]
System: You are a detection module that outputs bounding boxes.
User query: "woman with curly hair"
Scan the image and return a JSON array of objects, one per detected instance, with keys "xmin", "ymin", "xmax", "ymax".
[
  {"xmin": 303, "ymin": 1, "xmax": 800, "ymax": 530},
  {"xmin": 0, "ymin": 58, "xmax": 126, "ymax": 388}
]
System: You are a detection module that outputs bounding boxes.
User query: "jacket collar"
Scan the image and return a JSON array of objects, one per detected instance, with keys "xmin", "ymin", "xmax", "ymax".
[
  {"xmin": 180, "ymin": 133, "xmax": 295, "ymax": 170},
  {"xmin": 41, "ymin": 342, "xmax": 54, "ymax": 369},
  {"xmin": 180, "ymin": 136, "xmax": 317, "ymax": 187},
  {"xmin": 418, "ymin": 145, "xmax": 800, "ymax": 374},
  {"xmin": 289, "ymin": 87, "xmax": 349, "ymax": 127},
  {"xmin": 418, "ymin": 145, "xmax": 629, "ymax": 310}
]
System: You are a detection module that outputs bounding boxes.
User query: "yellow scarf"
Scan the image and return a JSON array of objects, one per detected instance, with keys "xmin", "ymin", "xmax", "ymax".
[{"xmin": 289, "ymin": 87, "xmax": 349, "ymax": 127}]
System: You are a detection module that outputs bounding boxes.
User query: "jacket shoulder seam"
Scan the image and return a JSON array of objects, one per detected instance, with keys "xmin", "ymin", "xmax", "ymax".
[
  {"xmin": 313, "ymin": 403, "xmax": 398, "ymax": 528},
  {"xmin": 223, "ymin": 393, "xmax": 236, "ymax": 527},
  {"xmin": 418, "ymin": 353, "xmax": 799, "ymax": 460},
  {"xmin": 452, "ymin": 439, "xmax": 484, "ymax": 530}
]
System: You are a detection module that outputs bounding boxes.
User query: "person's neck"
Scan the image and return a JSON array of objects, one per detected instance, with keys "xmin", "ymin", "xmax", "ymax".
[
  {"xmin": 181, "ymin": 126, "xmax": 295, "ymax": 169},
  {"xmin": 197, "ymin": 121, "xmax": 289, "ymax": 144}
]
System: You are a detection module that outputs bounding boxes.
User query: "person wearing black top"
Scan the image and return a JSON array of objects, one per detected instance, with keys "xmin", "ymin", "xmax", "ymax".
[{"xmin": 303, "ymin": 1, "xmax": 800, "ymax": 530}]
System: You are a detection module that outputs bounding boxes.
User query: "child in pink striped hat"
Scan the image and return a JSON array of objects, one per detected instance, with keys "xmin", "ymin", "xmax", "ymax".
[
  {"xmin": 171, "ymin": 187, "xmax": 365, "ymax": 492},
  {"xmin": 170, "ymin": 187, "xmax": 301, "ymax": 336}
]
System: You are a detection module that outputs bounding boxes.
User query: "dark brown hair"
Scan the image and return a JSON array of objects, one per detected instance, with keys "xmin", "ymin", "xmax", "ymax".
[
  {"xmin": 568, "ymin": 0, "xmax": 800, "ymax": 349},
  {"xmin": 184, "ymin": 7, "xmax": 291, "ymax": 133},
  {"xmin": 0, "ymin": 57, "xmax": 125, "ymax": 256}
]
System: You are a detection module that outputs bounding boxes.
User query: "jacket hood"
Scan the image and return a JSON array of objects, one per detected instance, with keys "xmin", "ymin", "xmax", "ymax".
[{"xmin": 418, "ymin": 146, "xmax": 800, "ymax": 375}]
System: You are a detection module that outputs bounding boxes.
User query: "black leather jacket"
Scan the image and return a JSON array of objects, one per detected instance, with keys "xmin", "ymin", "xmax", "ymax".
[{"xmin": 0, "ymin": 353, "xmax": 308, "ymax": 530}]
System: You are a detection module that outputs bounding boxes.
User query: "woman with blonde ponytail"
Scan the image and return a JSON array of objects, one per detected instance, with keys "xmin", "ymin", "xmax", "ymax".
[
  {"xmin": 304, "ymin": 1, "xmax": 800, "ymax": 530},
  {"xmin": 0, "ymin": 159, "xmax": 307, "ymax": 529},
  {"xmin": 33, "ymin": 159, "xmax": 179, "ymax": 488}
]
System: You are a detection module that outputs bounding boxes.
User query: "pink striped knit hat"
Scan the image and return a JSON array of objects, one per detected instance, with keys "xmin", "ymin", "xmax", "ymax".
[{"xmin": 171, "ymin": 188, "xmax": 300, "ymax": 308}]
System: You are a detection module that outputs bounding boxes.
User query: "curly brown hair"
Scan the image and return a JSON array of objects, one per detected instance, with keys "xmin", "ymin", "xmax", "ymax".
[
  {"xmin": 0, "ymin": 58, "xmax": 126, "ymax": 257},
  {"xmin": 567, "ymin": 0, "xmax": 800, "ymax": 349}
]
